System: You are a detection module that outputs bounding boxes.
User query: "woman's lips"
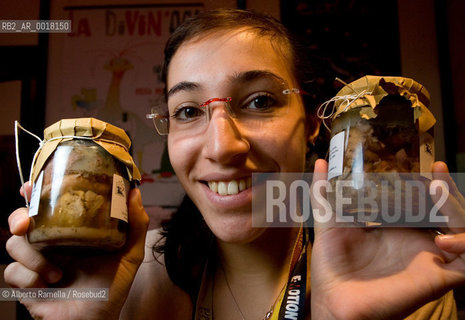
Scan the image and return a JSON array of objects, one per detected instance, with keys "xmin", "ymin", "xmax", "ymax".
[{"xmin": 207, "ymin": 177, "xmax": 253, "ymax": 195}]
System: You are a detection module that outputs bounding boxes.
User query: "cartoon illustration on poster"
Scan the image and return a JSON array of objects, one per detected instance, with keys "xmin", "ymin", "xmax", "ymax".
[{"xmin": 46, "ymin": 5, "xmax": 203, "ymax": 207}]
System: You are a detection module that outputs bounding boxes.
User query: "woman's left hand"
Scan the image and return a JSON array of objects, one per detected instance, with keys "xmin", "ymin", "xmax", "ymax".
[{"xmin": 310, "ymin": 160, "xmax": 465, "ymax": 320}]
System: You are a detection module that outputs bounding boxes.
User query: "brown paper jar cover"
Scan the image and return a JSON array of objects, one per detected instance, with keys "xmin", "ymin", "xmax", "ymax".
[
  {"xmin": 31, "ymin": 117, "xmax": 141, "ymax": 184},
  {"xmin": 331, "ymin": 75, "xmax": 435, "ymax": 133}
]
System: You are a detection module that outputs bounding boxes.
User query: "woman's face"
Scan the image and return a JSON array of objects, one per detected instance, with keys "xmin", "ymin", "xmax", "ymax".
[{"xmin": 166, "ymin": 29, "xmax": 311, "ymax": 244}]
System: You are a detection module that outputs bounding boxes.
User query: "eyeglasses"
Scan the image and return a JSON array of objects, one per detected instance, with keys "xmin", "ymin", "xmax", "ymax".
[{"xmin": 146, "ymin": 77, "xmax": 303, "ymax": 136}]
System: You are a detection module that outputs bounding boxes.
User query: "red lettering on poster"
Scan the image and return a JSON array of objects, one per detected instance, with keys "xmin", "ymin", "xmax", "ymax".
[
  {"xmin": 125, "ymin": 10, "xmax": 139, "ymax": 36},
  {"xmin": 68, "ymin": 10, "xmax": 91, "ymax": 37},
  {"xmin": 147, "ymin": 11, "xmax": 161, "ymax": 36}
]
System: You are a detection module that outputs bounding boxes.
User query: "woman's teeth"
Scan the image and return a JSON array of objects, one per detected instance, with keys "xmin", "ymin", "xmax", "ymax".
[{"xmin": 207, "ymin": 177, "xmax": 252, "ymax": 195}]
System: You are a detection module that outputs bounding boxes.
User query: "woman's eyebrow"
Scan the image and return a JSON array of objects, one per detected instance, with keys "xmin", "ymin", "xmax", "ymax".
[
  {"xmin": 167, "ymin": 81, "xmax": 201, "ymax": 98},
  {"xmin": 167, "ymin": 70, "xmax": 286, "ymax": 98},
  {"xmin": 230, "ymin": 70, "xmax": 287, "ymax": 85}
]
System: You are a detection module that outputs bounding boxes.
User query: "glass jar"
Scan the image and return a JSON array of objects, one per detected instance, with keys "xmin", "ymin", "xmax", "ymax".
[
  {"xmin": 325, "ymin": 76, "xmax": 436, "ymax": 225},
  {"xmin": 26, "ymin": 118, "xmax": 141, "ymax": 250}
]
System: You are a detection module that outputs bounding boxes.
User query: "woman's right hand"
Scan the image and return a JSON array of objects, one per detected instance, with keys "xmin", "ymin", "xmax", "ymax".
[{"xmin": 4, "ymin": 183, "xmax": 149, "ymax": 320}]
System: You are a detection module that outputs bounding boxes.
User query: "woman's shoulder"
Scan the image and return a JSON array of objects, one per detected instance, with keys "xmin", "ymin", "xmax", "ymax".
[
  {"xmin": 120, "ymin": 228, "xmax": 193, "ymax": 319},
  {"xmin": 405, "ymin": 290, "xmax": 457, "ymax": 320}
]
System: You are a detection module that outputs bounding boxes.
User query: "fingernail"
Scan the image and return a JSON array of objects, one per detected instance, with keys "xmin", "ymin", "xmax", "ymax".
[
  {"xmin": 9, "ymin": 215, "xmax": 20, "ymax": 233},
  {"xmin": 47, "ymin": 269, "xmax": 62, "ymax": 283},
  {"xmin": 438, "ymin": 234, "xmax": 455, "ymax": 241}
]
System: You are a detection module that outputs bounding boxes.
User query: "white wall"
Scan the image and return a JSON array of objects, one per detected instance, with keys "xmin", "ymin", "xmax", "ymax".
[{"xmin": 49, "ymin": 0, "xmax": 279, "ymax": 17}]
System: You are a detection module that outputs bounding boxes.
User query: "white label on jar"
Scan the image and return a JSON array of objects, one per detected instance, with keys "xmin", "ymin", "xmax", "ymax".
[
  {"xmin": 111, "ymin": 174, "xmax": 130, "ymax": 222},
  {"xmin": 29, "ymin": 170, "xmax": 44, "ymax": 217},
  {"xmin": 328, "ymin": 131, "xmax": 345, "ymax": 180}
]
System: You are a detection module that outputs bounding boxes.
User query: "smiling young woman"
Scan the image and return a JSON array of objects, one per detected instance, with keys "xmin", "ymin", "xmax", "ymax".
[{"xmin": 152, "ymin": 11, "xmax": 317, "ymax": 319}]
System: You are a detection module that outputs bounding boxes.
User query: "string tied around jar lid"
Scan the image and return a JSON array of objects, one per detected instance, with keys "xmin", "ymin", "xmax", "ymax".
[
  {"xmin": 317, "ymin": 78, "xmax": 372, "ymax": 132},
  {"xmin": 14, "ymin": 120, "xmax": 130, "ymax": 208}
]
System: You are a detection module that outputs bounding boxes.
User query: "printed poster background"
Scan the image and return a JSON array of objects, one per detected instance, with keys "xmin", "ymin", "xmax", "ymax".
[{"xmin": 46, "ymin": 4, "xmax": 203, "ymax": 207}]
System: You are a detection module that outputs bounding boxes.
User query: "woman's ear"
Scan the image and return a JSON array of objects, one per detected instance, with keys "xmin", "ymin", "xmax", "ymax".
[
  {"xmin": 306, "ymin": 116, "xmax": 321, "ymax": 145},
  {"xmin": 305, "ymin": 117, "xmax": 321, "ymax": 172}
]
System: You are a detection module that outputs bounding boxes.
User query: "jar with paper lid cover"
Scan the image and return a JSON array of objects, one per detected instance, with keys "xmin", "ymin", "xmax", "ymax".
[
  {"xmin": 321, "ymin": 76, "xmax": 436, "ymax": 225},
  {"xmin": 25, "ymin": 118, "xmax": 141, "ymax": 250}
]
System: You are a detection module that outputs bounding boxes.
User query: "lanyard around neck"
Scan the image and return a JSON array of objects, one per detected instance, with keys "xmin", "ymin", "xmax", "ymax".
[{"xmin": 193, "ymin": 228, "xmax": 310, "ymax": 320}]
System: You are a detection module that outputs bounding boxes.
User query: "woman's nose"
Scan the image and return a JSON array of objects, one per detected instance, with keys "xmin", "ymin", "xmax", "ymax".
[{"xmin": 203, "ymin": 108, "xmax": 250, "ymax": 165}]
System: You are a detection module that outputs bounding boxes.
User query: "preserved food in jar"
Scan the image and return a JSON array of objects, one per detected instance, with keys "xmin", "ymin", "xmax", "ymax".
[
  {"xmin": 323, "ymin": 76, "xmax": 436, "ymax": 225},
  {"xmin": 26, "ymin": 118, "xmax": 141, "ymax": 250}
]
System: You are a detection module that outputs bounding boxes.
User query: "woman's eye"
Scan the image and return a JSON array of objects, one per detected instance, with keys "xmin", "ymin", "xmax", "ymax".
[
  {"xmin": 172, "ymin": 105, "xmax": 204, "ymax": 121},
  {"xmin": 244, "ymin": 93, "xmax": 278, "ymax": 111}
]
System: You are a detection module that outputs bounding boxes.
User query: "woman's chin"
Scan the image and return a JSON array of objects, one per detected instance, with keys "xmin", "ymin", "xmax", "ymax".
[{"xmin": 208, "ymin": 217, "xmax": 266, "ymax": 245}]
